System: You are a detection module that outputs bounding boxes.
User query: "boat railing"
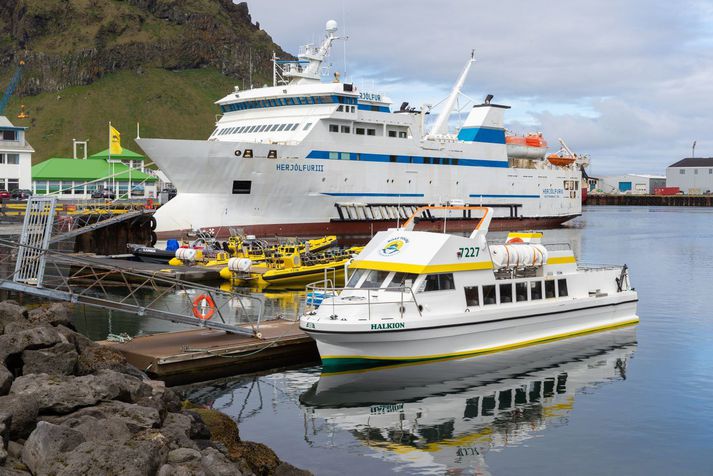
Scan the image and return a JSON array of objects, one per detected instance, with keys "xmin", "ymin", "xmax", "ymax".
[
  {"xmin": 577, "ymin": 263, "xmax": 624, "ymax": 271},
  {"xmin": 305, "ymin": 280, "xmax": 422, "ymax": 320}
]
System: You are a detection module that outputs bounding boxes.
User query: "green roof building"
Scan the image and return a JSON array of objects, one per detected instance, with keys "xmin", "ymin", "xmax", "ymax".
[{"xmin": 32, "ymin": 146, "xmax": 159, "ymax": 199}]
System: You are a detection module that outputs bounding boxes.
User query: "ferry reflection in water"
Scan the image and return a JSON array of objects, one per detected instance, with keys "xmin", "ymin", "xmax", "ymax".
[{"xmin": 299, "ymin": 327, "xmax": 635, "ymax": 475}]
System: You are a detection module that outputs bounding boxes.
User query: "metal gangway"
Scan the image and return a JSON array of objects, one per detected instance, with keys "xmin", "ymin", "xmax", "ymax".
[{"xmin": 0, "ymin": 197, "xmax": 265, "ymax": 337}]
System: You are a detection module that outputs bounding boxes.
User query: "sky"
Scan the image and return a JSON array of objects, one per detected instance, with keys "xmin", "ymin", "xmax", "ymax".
[{"xmin": 246, "ymin": 0, "xmax": 713, "ymax": 176}]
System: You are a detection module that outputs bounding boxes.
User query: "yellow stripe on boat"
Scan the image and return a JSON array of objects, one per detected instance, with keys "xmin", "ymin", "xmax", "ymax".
[
  {"xmin": 546, "ymin": 256, "xmax": 576, "ymax": 265},
  {"xmin": 349, "ymin": 260, "xmax": 494, "ymax": 274},
  {"xmin": 507, "ymin": 232, "xmax": 543, "ymax": 239},
  {"xmin": 320, "ymin": 317, "xmax": 640, "ymax": 364}
]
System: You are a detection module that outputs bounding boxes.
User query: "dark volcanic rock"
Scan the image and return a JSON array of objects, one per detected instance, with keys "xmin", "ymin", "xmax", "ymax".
[
  {"xmin": 49, "ymin": 430, "xmax": 168, "ymax": 476},
  {"xmin": 75, "ymin": 343, "xmax": 144, "ymax": 379},
  {"xmin": 27, "ymin": 303, "xmax": 72, "ymax": 328},
  {"xmin": 0, "ymin": 412, "xmax": 10, "ymax": 464},
  {"xmin": 10, "ymin": 370, "xmax": 151, "ymax": 414},
  {"xmin": 0, "ymin": 365, "xmax": 11, "ymax": 396},
  {"xmin": 0, "ymin": 326, "xmax": 64, "ymax": 361},
  {"xmin": 42, "ymin": 400, "xmax": 161, "ymax": 435},
  {"xmin": 22, "ymin": 343, "xmax": 78, "ymax": 376},
  {"xmin": 0, "ymin": 302, "xmax": 25, "ymax": 335},
  {"xmin": 21, "ymin": 421, "xmax": 85, "ymax": 475},
  {"xmin": 0, "ymin": 395, "xmax": 39, "ymax": 439}
]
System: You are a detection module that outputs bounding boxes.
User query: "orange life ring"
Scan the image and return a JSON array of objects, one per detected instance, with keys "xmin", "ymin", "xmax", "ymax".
[{"xmin": 192, "ymin": 294, "xmax": 216, "ymax": 320}]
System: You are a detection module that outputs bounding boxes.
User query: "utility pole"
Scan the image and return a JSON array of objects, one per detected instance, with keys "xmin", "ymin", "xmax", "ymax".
[{"xmin": 692, "ymin": 140, "xmax": 696, "ymax": 158}]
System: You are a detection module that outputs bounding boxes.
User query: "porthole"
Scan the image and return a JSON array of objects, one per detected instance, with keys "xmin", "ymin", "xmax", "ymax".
[{"xmin": 234, "ymin": 150, "xmax": 242, "ymax": 157}]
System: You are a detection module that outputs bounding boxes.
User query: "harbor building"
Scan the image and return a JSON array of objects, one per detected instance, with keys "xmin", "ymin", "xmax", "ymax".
[
  {"xmin": 32, "ymin": 144, "xmax": 158, "ymax": 199},
  {"xmin": 666, "ymin": 158, "xmax": 713, "ymax": 194},
  {"xmin": 0, "ymin": 116, "xmax": 33, "ymax": 192},
  {"xmin": 594, "ymin": 174, "xmax": 665, "ymax": 194}
]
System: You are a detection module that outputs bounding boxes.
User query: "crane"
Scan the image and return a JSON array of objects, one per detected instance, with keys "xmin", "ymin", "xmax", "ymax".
[{"xmin": 0, "ymin": 60, "xmax": 25, "ymax": 117}]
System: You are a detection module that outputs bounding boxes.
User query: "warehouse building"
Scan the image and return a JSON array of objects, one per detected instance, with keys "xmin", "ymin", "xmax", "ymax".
[
  {"xmin": 666, "ymin": 158, "xmax": 713, "ymax": 194},
  {"xmin": 594, "ymin": 174, "xmax": 666, "ymax": 195}
]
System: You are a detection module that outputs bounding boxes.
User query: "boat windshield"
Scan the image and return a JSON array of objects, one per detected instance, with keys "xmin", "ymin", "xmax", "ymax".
[
  {"xmin": 387, "ymin": 272, "xmax": 418, "ymax": 289},
  {"xmin": 346, "ymin": 269, "xmax": 367, "ymax": 287},
  {"xmin": 361, "ymin": 270, "xmax": 390, "ymax": 289}
]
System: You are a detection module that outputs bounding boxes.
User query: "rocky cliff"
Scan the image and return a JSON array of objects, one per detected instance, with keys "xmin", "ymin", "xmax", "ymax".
[{"xmin": 0, "ymin": 0, "xmax": 288, "ymax": 95}]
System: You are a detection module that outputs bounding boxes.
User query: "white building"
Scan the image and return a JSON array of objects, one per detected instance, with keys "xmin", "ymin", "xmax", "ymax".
[
  {"xmin": 0, "ymin": 116, "xmax": 33, "ymax": 192},
  {"xmin": 666, "ymin": 158, "xmax": 713, "ymax": 194},
  {"xmin": 595, "ymin": 174, "xmax": 666, "ymax": 195}
]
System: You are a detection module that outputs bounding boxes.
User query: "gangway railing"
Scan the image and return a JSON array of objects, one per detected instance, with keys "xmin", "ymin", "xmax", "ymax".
[{"xmin": 0, "ymin": 196, "xmax": 266, "ymax": 337}]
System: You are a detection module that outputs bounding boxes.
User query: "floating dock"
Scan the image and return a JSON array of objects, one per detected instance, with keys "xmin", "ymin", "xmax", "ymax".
[
  {"xmin": 101, "ymin": 319, "xmax": 318, "ymax": 386},
  {"xmin": 87, "ymin": 256, "xmax": 222, "ymax": 283}
]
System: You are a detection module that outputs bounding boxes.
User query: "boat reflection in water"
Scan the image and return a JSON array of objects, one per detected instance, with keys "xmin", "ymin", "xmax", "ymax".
[{"xmin": 299, "ymin": 327, "xmax": 637, "ymax": 475}]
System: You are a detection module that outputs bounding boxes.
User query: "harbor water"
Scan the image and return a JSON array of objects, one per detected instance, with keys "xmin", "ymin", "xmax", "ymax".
[{"xmin": 70, "ymin": 206, "xmax": 713, "ymax": 475}]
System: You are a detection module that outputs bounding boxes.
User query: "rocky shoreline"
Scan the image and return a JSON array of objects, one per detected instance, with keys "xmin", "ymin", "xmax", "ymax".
[{"xmin": 0, "ymin": 301, "xmax": 310, "ymax": 476}]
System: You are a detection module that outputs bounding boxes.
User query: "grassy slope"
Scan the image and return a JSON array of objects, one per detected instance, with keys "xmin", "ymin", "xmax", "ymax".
[{"xmin": 2, "ymin": 67, "xmax": 266, "ymax": 162}]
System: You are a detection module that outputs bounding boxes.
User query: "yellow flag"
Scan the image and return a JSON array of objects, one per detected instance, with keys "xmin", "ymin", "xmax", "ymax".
[{"xmin": 110, "ymin": 125, "xmax": 122, "ymax": 155}]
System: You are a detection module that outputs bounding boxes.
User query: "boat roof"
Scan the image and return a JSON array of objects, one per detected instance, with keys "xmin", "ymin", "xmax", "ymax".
[
  {"xmin": 216, "ymin": 82, "xmax": 392, "ymax": 106},
  {"xmin": 350, "ymin": 229, "xmax": 492, "ymax": 275}
]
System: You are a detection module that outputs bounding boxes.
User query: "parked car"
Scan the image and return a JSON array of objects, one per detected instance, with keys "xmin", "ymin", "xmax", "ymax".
[
  {"xmin": 91, "ymin": 189, "xmax": 116, "ymax": 199},
  {"xmin": 10, "ymin": 189, "xmax": 32, "ymax": 200},
  {"xmin": 0, "ymin": 190, "xmax": 10, "ymax": 199}
]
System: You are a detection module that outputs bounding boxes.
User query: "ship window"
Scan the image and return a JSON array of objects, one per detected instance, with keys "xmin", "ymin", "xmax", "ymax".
[
  {"xmin": 329, "ymin": 124, "xmax": 339, "ymax": 133},
  {"xmin": 278, "ymin": 124, "xmax": 287, "ymax": 131},
  {"xmin": 341, "ymin": 125, "xmax": 350, "ymax": 133},
  {"xmin": 452, "ymin": 158, "xmax": 459, "ymax": 165},
  {"xmin": 399, "ymin": 131, "xmax": 407, "ymax": 138},
  {"xmin": 291, "ymin": 123, "xmax": 299, "ymax": 131},
  {"xmin": 232, "ymin": 180, "xmax": 251, "ymax": 194},
  {"xmin": 346, "ymin": 269, "xmax": 367, "ymax": 288},
  {"xmin": 388, "ymin": 130, "xmax": 397, "ymax": 138},
  {"xmin": 423, "ymin": 273, "xmax": 455, "ymax": 292},
  {"xmin": 261, "ymin": 125, "xmax": 270, "ymax": 132},
  {"xmin": 482, "ymin": 285, "xmax": 496, "ymax": 305},
  {"xmin": 545, "ymin": 280, "xmax": 556, "ymax": 299},
  {"xmin": 266, "ymin": 124, "xmax": 276, "ymax": 131},
  {"xmin": 247, "ymin": 126, "xmax": 257, "ymax": 133},
  {"xmin": 340, "ymin": 152, "xmax": 350, "ymax": 160},
  {"xmin": 361, "ymin": 270, "xmax": 390, "ymax": 289},
  {"xmin": 388, "ymin": 272, "xmax": 418, "ymax": 289},
  {"xmin": 558, "ymin": 279, "xmax": 568, "ymax": 297},
  {"xmin": 329, "ymin": 152, "xmax": 339, "ymax": 159},
  {"xmin": 424, "ymin": 157, "xmax": 431, "ymax": 164},
  {"xmin": 303, "ymin": 123, "xmax": 312, "ymax": 130},
  {"xmin": 243, "ymin": 149, "xmax": 253, "ymax": 158},
  {"xmin": 434, "ymin": 158, "xmax": 441, "ymax": 165},
  {"xmin": 337, "ymin": 105, "xmax": 344, "ymax": 112},
  {"xmin": 499, "ymin": 283, "xmax": 513, "ymax": 303},
  {"xmin": 516, "ymin": 282, "xmax": 528, "ymax": 301},
  {"xmin": 530, "ymin": 281, "xmax": 543, "ymax": 300},
  {"xmin": 464, "ymin": 286, "xmax": 479, "ymax": 307},
  {"xmin": 367, "ymin": 129, "xmax": 376, "ymax": 136},
  {"xmin": 389, "ymin": 155, "xmax": 396, "ymax": 163},
  {"xmin": 356, "ymin": 128, "xmax": 365, "ymax": 135}
]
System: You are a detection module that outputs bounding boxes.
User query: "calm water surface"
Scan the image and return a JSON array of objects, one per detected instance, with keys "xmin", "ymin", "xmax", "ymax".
[{"xmin": 74, "ymin": 207, "xmax": 713, "ymax": 475}]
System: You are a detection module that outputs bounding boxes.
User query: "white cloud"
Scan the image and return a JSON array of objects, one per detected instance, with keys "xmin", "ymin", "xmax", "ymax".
[{"xmin": 245, "ymin": 0, "xmax": 713, "ymax": 174}]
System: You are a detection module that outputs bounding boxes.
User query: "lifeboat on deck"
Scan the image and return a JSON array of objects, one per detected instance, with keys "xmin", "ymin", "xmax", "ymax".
[
  {"xmin": 546, "ymin": 153, "xmax": 576, "ymax": 167},
  {"xmin": 505, "ymin": 133, "xmax": 548, "ymax": 160}
]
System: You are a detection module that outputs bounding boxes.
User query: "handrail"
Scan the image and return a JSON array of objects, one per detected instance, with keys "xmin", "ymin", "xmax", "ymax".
[
  {"xmin": 306, "ymin": 280, "xmax": 423, "ymax": 319},
  {"xmin": 401, "ymin": 205, "xmax": 492, "ymax": 234}
]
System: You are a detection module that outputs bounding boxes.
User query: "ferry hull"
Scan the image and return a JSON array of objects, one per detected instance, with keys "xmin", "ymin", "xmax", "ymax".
[
  {"xmin": 304, "ymin": 297, "xmax": 639, "ymax": 371},
  {"xmin": 156, "ymin": 214, "xmax": 578, "ymax": 239}
]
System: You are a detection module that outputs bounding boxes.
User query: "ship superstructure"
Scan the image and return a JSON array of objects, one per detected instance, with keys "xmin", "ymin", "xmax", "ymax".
[{"xmin": 137, "ymin": 21, "xmax": 583, "ymax": 238}]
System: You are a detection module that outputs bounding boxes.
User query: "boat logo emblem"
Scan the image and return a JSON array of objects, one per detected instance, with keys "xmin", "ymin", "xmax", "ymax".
[{"xmin": 379, "ymin": 237, "xmax": 409, "ymax": 256}]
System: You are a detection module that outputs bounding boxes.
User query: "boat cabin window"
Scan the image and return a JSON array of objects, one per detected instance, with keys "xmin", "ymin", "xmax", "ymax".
[
  {"xmin": 530, "ymin": 281, "xmax": 543, "ymax": 300},
  {"xmin": 329, "ymin": 124, "xmax": 339, "ymax": 133},
  {"xmin": 482, "ymin": 285, "xmax": 496, "ymax": 305},
  {"xmin": 361, "ymin": 270, "xmax": 390, "ymax": 289},
  {"xmin": 545, "ymin": 280, "xmax": 556, "ymax": 299},
  {"xmin": 464, "ymin": 286, "xmax": 479, "ymax": 307},
  {"xmin": 388, "ymin": 272, "xmax": 418, "ymax": 289},
  {"xmin": 516, "ymin": 282, "xmax": 528, "ymax": 302},
  {"xmin": 399, "ymin": 131, "xmax": 408, "ymax": 138},
  {"xmin": 346, "ymin": 269, "xmax": 367, "ymax": 288},
  {"xmin": 422, "ymin": 273, "xmax": 455, "ymax": 292},
  {"xmin": 303, "ymin": 123, "xmax": 312, "ymax": 130},
  {"xmin": 499, "ymin": 283, "xmax": 513, "ymax": 304},
  {"xmin": 388, "ymin": 130, "xmax": 397, "ymax": 138},
  {"xmin": 558, "ymin": 279, "xmax": 568, "ymax": 297},
  {"xmin": 341, "ymin": 125, "xmax": 350, "ymax": 133},
  {"xmin": 356, "ymin": 127, "xmax": 365, "ymax": 135},
  {"xmin": 367, "ymin": 128, "xmax": 376, "ymax": 136}
]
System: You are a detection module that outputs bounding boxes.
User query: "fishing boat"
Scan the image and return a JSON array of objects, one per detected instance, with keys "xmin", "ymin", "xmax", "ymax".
[
  {"xmin": 136, "ymin": 21, "xmax": 585, "ymax": 239},
  {"xmin": 299, "ymin": 206, "xmax": 638, "ymax": 370}
]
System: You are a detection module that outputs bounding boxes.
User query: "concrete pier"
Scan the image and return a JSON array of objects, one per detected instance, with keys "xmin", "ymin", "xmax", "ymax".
[{"xmin": 586, "ymin": 194, "xmax": 713, "ymax": 206}]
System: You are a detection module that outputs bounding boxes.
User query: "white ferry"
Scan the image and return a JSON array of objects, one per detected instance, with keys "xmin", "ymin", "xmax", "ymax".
[
  {"xmin": 137, "ymin": 21, "xmax": 584, "ymax": 238},
  {"xmin": 299, "ymin": 206, "xmax": 638, "ymax": 370}
]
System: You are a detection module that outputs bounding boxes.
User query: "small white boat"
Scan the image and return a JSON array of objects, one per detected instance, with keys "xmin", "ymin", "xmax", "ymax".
[{"xmin": 299, "ymin": 206, "xmax": 639, "ymax": 370}]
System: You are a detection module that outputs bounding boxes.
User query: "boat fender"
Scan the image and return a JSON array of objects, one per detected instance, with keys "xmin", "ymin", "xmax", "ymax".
[{"xmin": 192, "ymin": 294, "xmax": 216, "ymax": 320}]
